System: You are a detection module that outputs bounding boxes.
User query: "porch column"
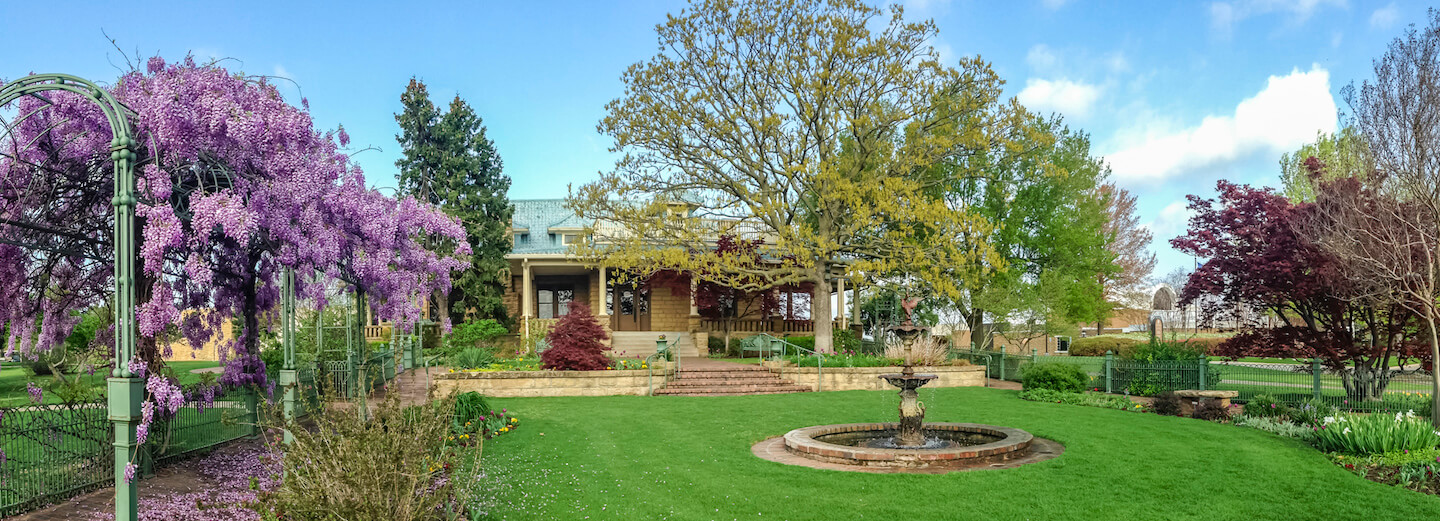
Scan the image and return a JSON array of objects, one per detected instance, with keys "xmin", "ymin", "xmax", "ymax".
[
  {"xmin": 851, "ymin": 284, "xmax": 861, "ymax": 330},
  {"xmin": 596, "ymin": 266, "xmax": 608, "ymax": 319},
  {"xmin": 522, "ymin": 260, "xmax": 533, "ymax": 344},
  {"xmin": 836, "ymin": 277, "xmax": 847, "ymax": 329},
  {"xmin": 689, "ymin": 275, "xmax": 699, "ymax": 316}
]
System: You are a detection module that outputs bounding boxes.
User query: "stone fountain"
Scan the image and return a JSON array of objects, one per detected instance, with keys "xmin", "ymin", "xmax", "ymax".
[
  {"xmin": 876, "ymin": 297, "xmax": 937, "ymax": 448},
  {"xmin": 751, "ymin": 295, "xmax": 1063, "ymax": 472}
]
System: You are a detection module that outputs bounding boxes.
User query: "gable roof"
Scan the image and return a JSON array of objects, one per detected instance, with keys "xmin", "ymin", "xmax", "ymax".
[{"xmin": 510, "ymin": 199, "xmax": 589, "ymax": 254}]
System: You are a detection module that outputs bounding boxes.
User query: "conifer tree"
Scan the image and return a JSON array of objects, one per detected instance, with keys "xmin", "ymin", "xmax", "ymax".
[{"xmin": 396, "ymin": 78, "xmax": 514, "ymax": 324}]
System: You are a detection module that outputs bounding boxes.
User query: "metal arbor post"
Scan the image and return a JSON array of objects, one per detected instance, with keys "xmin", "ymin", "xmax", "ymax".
[
  {"xmin": 278, "ymin": 268, "xmax": 298, "ymax": 443},
  {"xmin": 0, "ymin": 73, "xmax": 144, "ymax": 521}
]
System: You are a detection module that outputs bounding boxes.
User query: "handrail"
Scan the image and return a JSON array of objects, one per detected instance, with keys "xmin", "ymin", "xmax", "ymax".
[
  {"xmin": 646, "ymin": 343, "xmax": 674, "ymax": 396},
  {"xmin": 753, "ymin": 333, "xmax": 823, "ymax": 392}
]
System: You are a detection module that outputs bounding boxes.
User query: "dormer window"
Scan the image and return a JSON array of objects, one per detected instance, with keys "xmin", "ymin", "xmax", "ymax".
[{"xmin": 562, "ymin": 233, "xmax": 581, "ymax": 245}]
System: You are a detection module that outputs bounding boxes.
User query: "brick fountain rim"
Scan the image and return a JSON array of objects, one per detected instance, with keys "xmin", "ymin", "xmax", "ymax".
[{"xmin": 753, "ymin": 422, "xmax": 1064, "ymax": 473}]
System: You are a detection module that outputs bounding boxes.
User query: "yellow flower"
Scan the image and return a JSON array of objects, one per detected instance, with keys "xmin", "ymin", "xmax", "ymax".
[
  {"xmin": 511, "ymin": 418, "xmax": 518, "ymax": 423},
  {"xmin": 461, "ymin": 434, "xmax": 469, "ymax": 439},
  {"xmin": 500, "ymin": 427, "xmax": 509, "ymax": 432},
  {"xmin": 449, "ymin": 368, "xmax": 455, "ymax": 373}
]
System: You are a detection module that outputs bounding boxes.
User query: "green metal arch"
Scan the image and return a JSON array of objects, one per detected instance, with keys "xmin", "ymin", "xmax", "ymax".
[{"xmin": 0, "ymin": 73, "xmax": 142, "ymax": 521}]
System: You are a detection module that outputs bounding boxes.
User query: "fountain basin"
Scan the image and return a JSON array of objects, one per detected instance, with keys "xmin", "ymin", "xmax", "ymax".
[{"xmin": 781, "ymin": 422, "xmax": 1036, "ymax": 469}]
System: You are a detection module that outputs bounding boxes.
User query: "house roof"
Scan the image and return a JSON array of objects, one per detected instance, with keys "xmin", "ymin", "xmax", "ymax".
[{"xmin": 511, "ymin": 199, "xmax": 589, "ymax": 255}]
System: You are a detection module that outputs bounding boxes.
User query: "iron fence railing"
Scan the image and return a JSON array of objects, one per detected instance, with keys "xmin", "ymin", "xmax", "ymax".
[
  {"xmin": 0, "ymin": 401, "xmax": 110, "ymax": 517},
  {"xmin": 0, "ymin": 388, "xmax": 259, "ymax": 517}
]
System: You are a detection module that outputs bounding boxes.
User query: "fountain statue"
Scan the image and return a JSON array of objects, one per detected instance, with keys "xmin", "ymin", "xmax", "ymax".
[{"xmin": 878, "ymin": 295, "xmax": 938, "ymax": 448}]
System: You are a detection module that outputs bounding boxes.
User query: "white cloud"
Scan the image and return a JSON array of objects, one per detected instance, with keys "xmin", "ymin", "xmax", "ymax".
[
  {"xmin": 1104, "ymin": 65, "xmax": 1337, "ymax": 184},
  {"xmin": 1026, "ymin": 44, "xmax": 1058, "ymax": 71},
  {"xmin": 1147, "ymin": 201, "xmax": 1195, "ymax": 242},
  {"xmin": 1370, "ymin": 3, "xmax": 1400, "ymax": 29},
  {"xmin": 1016, "ymin": 78, "xmax": 1102, "ymax": 118},
  {"xmin": 1209, "ymin": 0, "xmax": 1346, "ymax": 33}
]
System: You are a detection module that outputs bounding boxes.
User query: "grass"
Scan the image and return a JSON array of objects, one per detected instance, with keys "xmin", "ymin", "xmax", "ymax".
[
  {"xmin": 0, "ymin": 361, "xmax": 222, "ymax": 407},
  {"xmin": 473, "ymin": 387, "xmax": 1440, "ymax": 520}
]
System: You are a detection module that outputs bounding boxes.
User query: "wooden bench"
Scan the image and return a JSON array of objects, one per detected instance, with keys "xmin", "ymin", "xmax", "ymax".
[{"xmin": 1174, "ymin": 389, "xmax": 1239, "ymax": 415}]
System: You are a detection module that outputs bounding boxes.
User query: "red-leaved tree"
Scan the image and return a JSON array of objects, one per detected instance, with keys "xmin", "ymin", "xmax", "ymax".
[
  {"xmin": 1172, "ymin": 180, "xmax": 1425, "ymax": 401},
  {"xmin": 541, "ymin": 301, "xmax": 612, "ymax": 370}
]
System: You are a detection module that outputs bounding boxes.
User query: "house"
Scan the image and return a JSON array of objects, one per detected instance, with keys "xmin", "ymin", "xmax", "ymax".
[{"xmin": 499, "ymin": 199, "xmax": 860, "ymax": 357}]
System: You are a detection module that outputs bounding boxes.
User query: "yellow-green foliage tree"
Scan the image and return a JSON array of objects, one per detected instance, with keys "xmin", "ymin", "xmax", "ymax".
[{"xmin": 570, "ymin": 0, "xmax": 1005, "ymax": 352}]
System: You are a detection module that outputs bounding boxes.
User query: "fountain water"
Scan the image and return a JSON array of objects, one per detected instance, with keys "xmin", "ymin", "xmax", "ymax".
[{"xmin": 751, "ymin": 295, "xmax": 1064, "ymax": 472}]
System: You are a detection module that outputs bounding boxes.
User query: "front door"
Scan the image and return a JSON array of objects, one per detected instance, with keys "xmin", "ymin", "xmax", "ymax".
[{"xmin": 610, "ymin": 285, "xmax": 650, "ymax": 331}]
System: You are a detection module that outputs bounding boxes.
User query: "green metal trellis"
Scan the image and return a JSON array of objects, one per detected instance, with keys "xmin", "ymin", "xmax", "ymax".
[{"xmin": 0, "ymin": 73, "xmax": 143, "ymax": 521}]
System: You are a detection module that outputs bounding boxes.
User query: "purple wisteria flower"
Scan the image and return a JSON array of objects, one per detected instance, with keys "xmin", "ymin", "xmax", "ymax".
[{"xmin": 25, "ymin": 382, "xmax": 42, "ymax": 403}]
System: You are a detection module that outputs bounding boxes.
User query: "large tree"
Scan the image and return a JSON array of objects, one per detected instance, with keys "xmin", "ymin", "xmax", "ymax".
[
  {"xmin": 1092, "ymin": 183, "xmax": 1155, "ymax": 335},
  {"xmin": 571, "ymin": 0, "xmax": 1004, "ymax": 352},
  {"xmin": 395, "ymin": 79, "xmax": 513, "ymax": 325},
  {"xmin": 1172, "ymin": 181, "xmax": 1423, "ymax": 401},
  {"xmin": 937, "ymin": 113, "xmax": 1112, "ymax": 348},
  {"xmin": 1344, "ymin": 8, "xmax": 1440, "ymax": 420},
  {"xmin": 1279, "ymin": 128, "xmax": 1372, "ymax": 202}
]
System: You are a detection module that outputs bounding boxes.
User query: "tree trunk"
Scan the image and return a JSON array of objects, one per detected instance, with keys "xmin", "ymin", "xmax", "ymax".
[
  {"xmin": 1428, "ymin": 315, "xmax": 1440, "ymax": 427},
  {"xmin": 813, "ymin": 273, "xmax": 833, "ymax": 354}
]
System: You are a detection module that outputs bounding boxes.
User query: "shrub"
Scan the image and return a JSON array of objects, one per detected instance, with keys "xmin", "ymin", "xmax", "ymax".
[
  {"xmin": 1151, "ymin": 391, "xmax": 1183, "ymax": 416},
  {"xmin": 1234, "ymin": 414, "xmax": 1316, "ymax": 442},
  {"xmin": 1020, "ymin": 362, "xmax": 1088, "ymax": 393},
  {"xmin": 449, "ymin": 348, "xmax": 496, "ymax": 370},
  {"xmin": 261, "ymin": 391, "xmax": 480, "ymax": 520},
  {"xmin": 782, "ymin": 330, "xmax": 861, "ymax": 353},
  {"xmin": 445, "ymin": 319, "xmax": 509, "ymax": 356},
  {"xmin": 540, "ymin": 302, "xmax": 611, "ymax": 370},
  {"xmin": 1287, "ymin": 398, "xmax": 1336, "ymax": 427},
  {"xmin": 1192, "ymin": 400, "xmax": 1232, "ymax": 422},
  {"xmin": 1018, "ymin": 388, "xmax": 1144, "ymax": 412},
  {"xmin": 708, "ymin": 335, "xmax": 725, "ymax": 354},
  {"xmin": 1313, "ymin": 411, "xmax": 1440, "ymax": 455},
  {"xmin": 1243, "ymin": 394, "xmax": 1290, "ymax": 418},
  {"xmin": 1067, "ymin": 336, "xmax": 1142, "ymax": 357},
  {"xmin": 783, "ymin": 353, "xmax": 902, "ymax": 367}
]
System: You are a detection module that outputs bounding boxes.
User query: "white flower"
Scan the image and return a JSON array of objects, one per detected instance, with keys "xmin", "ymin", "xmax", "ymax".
[
  {"xmin": 1343, "ymin": 427, "xmax": 1351, "ymax": 435},
  {"xmin": 1396, "ymin": 412, "xmax": 1405, "ymax": 422},
  {"xmin": 1406, "ymin": 410, "xmax": 1417, "ymax": 419},
  {"xmin": 1322, "ymin": 416, "xmax": 1336, "ymax": 425},
  {"xmin": 1338, "ymin": 416, "xmax": 1348, "ymax": 423}
]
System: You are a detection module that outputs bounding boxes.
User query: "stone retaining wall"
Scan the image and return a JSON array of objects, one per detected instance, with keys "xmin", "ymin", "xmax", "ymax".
[
  {"xmin": 434, "ymin": 362, "xmax": 677, "ymax": 397},
  {"xmin": 761, "ymin": 363, "xmax": 985, "ymax": 391}
]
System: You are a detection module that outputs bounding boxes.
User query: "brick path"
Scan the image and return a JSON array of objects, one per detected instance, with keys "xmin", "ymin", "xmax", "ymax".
[{"xmin": 11, "ymin": 441, "xmax": 264, "ymax": 521}]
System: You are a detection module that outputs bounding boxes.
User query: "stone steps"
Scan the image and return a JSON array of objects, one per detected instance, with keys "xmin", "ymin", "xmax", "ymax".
[{"xmin": 655, "ymin": 361, "xmax": 809, "ymax": 396}]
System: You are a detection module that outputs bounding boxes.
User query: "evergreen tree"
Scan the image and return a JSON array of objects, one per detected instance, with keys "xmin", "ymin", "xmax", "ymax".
[{"xmin": 395, "ymin": 78, "xmax": 514, "ymax": 324}]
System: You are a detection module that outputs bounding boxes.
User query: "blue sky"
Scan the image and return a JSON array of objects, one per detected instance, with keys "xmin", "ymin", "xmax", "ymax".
[{"xmin": 0, "ymin": 0, "xmax": 1425, "ymax": 279}]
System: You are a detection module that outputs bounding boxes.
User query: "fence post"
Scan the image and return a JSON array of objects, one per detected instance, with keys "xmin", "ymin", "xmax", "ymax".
[
  {"xmin": 1104, "ymin": 350, "xmax": 1114, "ymax": 394},
  {"xmin": 1032, "ymin": 348, "xmax": 1038, "ymax": 363},
  {"xmin": 998, "ymin": 345, "xmax": 1007, "ymax": 381},
  {"xmin": 1312, "ymin": 357, "xmax": 1322, "ymax": 401},
  {"xmin": 244, "ymin": 390, "xmax": 260, "ymax": 439},
  {"xmin": 1198, "ymin": 355, "xmax": 1207, "ymax": 391}
]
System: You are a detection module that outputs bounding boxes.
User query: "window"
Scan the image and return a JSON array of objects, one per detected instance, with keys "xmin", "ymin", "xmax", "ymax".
[
  {"xmin": 513, "ymin": 233, "xmax": 528, "ymax": 244},
  {"xmin": 561, "ymin": 233, "xmax": 581, "ymax": 245},
  {"xmin": 536, "ymin": 285, "xmax": 575, "ymax": 319}
]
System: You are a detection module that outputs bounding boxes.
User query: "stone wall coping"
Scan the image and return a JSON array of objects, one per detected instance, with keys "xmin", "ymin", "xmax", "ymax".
[
  {"xmin": 437, "ymin": 368, "xmax": 674, "ymax": 380},
  {"xmin": 770, "ymin": 365, "xmax": 982, "ymax": 374}
]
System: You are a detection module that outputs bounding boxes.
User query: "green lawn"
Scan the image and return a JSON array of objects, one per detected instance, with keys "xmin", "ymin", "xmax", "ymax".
[
  {"xmin": 0, "ymin": 361, "xmax": 221, "ymax": 407},
  {"xmin": 474, "ymin": 387, "xmax": 1440, "ymax": 520}
]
